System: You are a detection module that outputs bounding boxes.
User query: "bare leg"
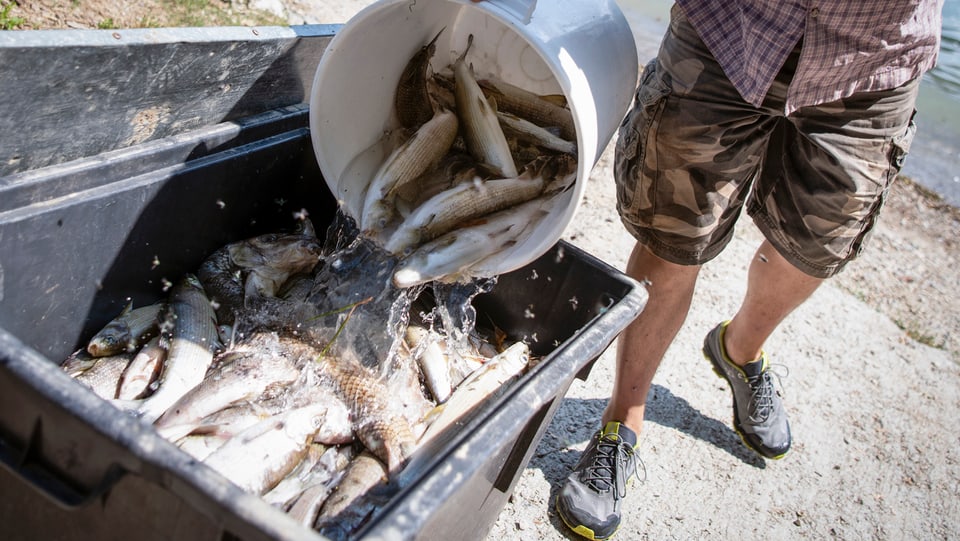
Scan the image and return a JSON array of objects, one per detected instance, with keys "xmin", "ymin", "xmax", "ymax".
[
  {"xmin": 723, "ymin": 240, "xmax": 824, "ymax": 364},
  {"xmin": 602, "ymin": 242, "xmax": 701, "ymax": 436}
]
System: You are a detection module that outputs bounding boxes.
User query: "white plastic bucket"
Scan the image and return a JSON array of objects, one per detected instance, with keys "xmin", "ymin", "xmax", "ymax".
[{"xmin": 309, "ymin": 0, "xmax": 638, "ymax": 277}]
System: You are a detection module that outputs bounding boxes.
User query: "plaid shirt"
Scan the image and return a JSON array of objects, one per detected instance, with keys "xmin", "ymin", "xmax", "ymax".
[{"xmin": 676, "ymin": 0, "xmax": 943, "ymax": 114}]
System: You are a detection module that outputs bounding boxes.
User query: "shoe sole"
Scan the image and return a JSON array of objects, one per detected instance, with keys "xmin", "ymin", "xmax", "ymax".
[
  {"xmin": 555, "ymin": 494, "xmax": 619, "ymax": 540},
  {"xmin": 702, "ymin": 344, "xmax": 789, "ymax": 461}
]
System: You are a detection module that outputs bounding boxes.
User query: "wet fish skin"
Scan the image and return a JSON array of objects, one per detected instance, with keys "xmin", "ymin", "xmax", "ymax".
[
  {"xmin": 75, "ymin": 352, "xmax": 134, "ymax": 400},
  {"xmin": 87, "ymin": 302, "xmax": 163, "ymax": 357},
  {"xmin": 138, "ymin": 274, "xmax": 221, "ymax": 423},
  {"xmin": 117, "ymin": 335, "xmax": 166, "ymax": 400},
  {"xmin": 384, "ymin": 167, "xmax": 546, "ymax": 255},
  {"xmin": 197, "ymin": 219, "xmax": 322, "ymax": 326},
  {"xmin": 454, "ymin": 34, "xmax": 519, "ymax": 178},
  {"xmin": 61, "ymin": 349, "xmax": 99, "ymax": 378},
  {"xmin": 287, "ymin": 445, "xmax": 356, "ymax": 526},
  {"xmin": 391, "ymin": 194, "xmax": 553, "ymax": 288},
  {"xmin": 361, "ymin": 109, "xmax": 460, "ymax": 236},
  {"xmin": 497, "ymin": 110, "xmax": 577, "ymax": 155},
  {"xmin": 320, "ymin": 356, "xmax": 418, "ymax": 475},
  {"xmin": 479, "ymin": 77, "xmax": 576, "ymax": 141},
  {"xmin": 262, "ymin": 442, "xmax": 329, "ymax": 509},
  {"xmin": 419, "ymin": 341, "xmax": 531, "ymax": 443},
  {"xmin": 315, "ymin": 451, "xmax": 388, "ymax": 540},
  {"xmin": 153, "ymin": 331, "xmax": 300, "ymax": 442},
  {"xmin": 395, "ymin": 28, "xmax": 444, "ymax": 130},
  {"xmin": 203, "ymin": 402, "xmax": 329, "ymax": 495},
  {"xmin": 405, "ymin": 325, "xmax": 452, "ymax": 404}
]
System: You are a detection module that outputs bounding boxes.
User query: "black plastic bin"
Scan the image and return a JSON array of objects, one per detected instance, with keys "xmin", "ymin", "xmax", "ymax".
[{"xmin": 0, "ymin": 26, "xmax": 646, "ymax": 541}]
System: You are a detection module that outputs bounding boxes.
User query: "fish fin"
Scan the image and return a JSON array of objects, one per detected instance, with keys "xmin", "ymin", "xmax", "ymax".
[{"xmin": 540, "ymin": 94, "xmax": 569, "ymax": 107}]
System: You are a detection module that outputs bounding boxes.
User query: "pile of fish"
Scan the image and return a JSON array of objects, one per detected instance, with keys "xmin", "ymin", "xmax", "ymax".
[
  {"xmin": 61, "ymin": 215, "xmax": 536, "ymax": 538},
  {"xmin": 356, "ymin": 32, "xmax": 579, "ymax": 288},
  {"xmin": 58, "ymin": 30, "xmax": 574, "ymax": 539}
]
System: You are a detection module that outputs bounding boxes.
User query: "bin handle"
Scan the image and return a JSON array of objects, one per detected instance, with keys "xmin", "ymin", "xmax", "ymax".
[{"xmin": 0, "ymin": 416, "xmax": 127, "ymax": 509}]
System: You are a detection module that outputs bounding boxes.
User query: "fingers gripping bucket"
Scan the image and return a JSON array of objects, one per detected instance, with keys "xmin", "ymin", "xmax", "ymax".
[{"xmin": 309, "ymin": 0, "xmax": 638, "ymax": 276}]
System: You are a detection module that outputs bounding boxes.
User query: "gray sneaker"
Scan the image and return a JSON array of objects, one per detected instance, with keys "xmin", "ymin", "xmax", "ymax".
[
  {"xmin": 556, "ymin": 421, "xmax": 641, "ymax": 540},
  {"xmin": 703, "ymin": 321, "xmax": 791, "ymax": 459}
]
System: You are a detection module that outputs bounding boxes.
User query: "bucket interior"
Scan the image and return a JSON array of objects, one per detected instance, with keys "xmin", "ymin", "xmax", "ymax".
[{"xmin": 310, "ymin": 0, "xmax": 593, "ymax": 277}]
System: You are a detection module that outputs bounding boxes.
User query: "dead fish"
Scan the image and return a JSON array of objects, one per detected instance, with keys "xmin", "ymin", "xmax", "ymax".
[
  {"xmin": 392, "ymin": 152, "xmax": 479, "ymax": 216},
  {"xmin": 319, "ymin": 355, "xmax": 418, "ymax": 475},
  {"xmin": 203, "ymin": 402, "xmax": 329, "ymax": 495},
  {"xmin": 395, "ymin": 28, "xmax": 444, "ymax": 130},
  {"xmin": 419, "ymin": 341, "xmax": 531, "ymax": 443},
  {"xmin": 479, "ymin": 77, "xmax": 576, "ymax": 141},
  {"xmin": 117, "ymin": 335, "xmax": 166, "ymax": 400},
  {"xmin": 75, "ymin": 352, "xmax": 134, "ymax": 400},
  {"xmin": 391, "ymin": 194, "xmax": 553, "ymax": 288},
  {"xmin": 197, "ymin": 219, "xmax": 322, "ymax": 326},
  {"xmin": 454, "ymin": 34, "xmax": 519, "ymax": 178},
  {"xmin": 287, "ymin": 445, "xmax": 356, "ymax": 526},
  {"xmin": 315, "ymin": 451, "xmax": 389, "ymax": 540},
  {"xmin": 497, "ymin": 110, "xmax": 577, "ymax": 155},
  {"xmin": 138, "ymin": 274, "xmax": 221, "ymax": 423},
  {"xmin": 405, "ymin": 325, "xmax": 452, "ymax": 403},
  {"xmin": 384, "ymin": 162, "xmax": 549, "ymax": 255},
  {"xmin": 87, "ymin": 301, "xmax": 162, "ymax": 357},
  {"xmin": 387, "ymin": 342, "xmax": 439, "ymax": 439},
  {"xmin": 262, "ymin": 442, "xmax": 329, "ymax": 509},
  {"xmin": 177, "ymin": 433, "xmax": 231, "ymax": 462},
  {"xmin": 61, "ymin": 349, "xmax": 99, "ymax": 378},
  {"xmin": 153, "ymin": 332, "xmax": 300, "ymax": 442},
  {"xmin": 360, "ymin": 109, "xmax": 459, "ymax": 236}
]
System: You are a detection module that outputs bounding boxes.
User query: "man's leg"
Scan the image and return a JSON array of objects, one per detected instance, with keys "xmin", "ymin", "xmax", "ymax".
[
  {"xmin": 701, "ymin": 240, "xmax": 823, "ymax": 459},
  {"xmin": 723, "ymin": 240, "xmax": 824, "ymax": 364},
  {"xmin": 603, "ymin": 242, "xmax": 701, "ymax": 436}
]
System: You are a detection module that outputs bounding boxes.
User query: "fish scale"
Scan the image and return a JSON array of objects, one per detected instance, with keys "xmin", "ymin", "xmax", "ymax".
[
  {"xmin": 321, "ymin": 357, "xmax": 417, "ymax": 475},
  {"xmin": 137, "ymin": 274, "xmax": 221, "ymax": 424}
]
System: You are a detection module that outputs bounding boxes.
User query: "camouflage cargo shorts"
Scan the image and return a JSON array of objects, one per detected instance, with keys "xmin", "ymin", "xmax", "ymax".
[{"xmin": 615, "ymin": 6, "xmax": 920, "ymax": 278}]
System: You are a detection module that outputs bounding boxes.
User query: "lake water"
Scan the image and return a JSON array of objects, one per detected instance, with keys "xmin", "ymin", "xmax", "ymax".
[{"xmin": 615, "ymin": 0, "xmax": 960, "ymax": 207}]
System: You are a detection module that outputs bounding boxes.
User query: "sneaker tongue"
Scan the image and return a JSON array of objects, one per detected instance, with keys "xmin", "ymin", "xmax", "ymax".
[
  {"xmin": 740, "ymin": 355, "xmax": 767, "ymax": 379},
  {"xmin": 601, "ymin": 421, "xmax": 637, "ymax": 449}
]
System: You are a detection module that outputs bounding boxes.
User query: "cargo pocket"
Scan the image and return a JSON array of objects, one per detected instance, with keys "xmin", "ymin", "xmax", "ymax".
[
  {"xmin": 888, "ymin": 111, "xmax": 917, "ymax": 180},
  {"xmin": 614, "ymin": 59, "xmax": 672, "ymax": 220}
]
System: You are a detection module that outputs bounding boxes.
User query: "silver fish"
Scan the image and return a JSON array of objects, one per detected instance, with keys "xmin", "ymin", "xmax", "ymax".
[
  {"xmin": 479, "ymin": 77, "xmax": 576, "ymax": 141},
  {"xmin": 75, "ymin": 352, "xmax": 134, "ymax": 400},
  {"xmin": 138, "ymin": 274, "xmax": 221, "ymax": 423},
  {"xmin": 360, "ymin": 109, "xmax": 459, "ymax": 236},
  {"xmin": 177, "ymin": 433, "xmax": 231, "ymax": 461},
  {"xmin": 61, "ymin": 349, "xmax": 99, "ymax": 378},
  {"xmin": 419, "ymin": 341, "xmax": 531, "ymax": 443},
  {"xmin": 497, "ymin": 110, "xmax": 577, "ymax": 155},
  {"xmin": 454, "ymin": 34, "xmax": 518, "ymax": 178},
  {"xmin": 405, "ymin": 325, "xmax": 452, "ymax": 404},
  {"xmin": 287, "ymin": 445, "xmax": 356, "ymax": 525},
  {"xmin": 314, "ymin": 451, "xmax": 388, "ymax": 540},
  {"xmin": 203, "ymin": 402, "xmax": 329, "ymax": 495},
  {"xmin": 384, "ymin": 164, "xmax": 548, "ymax": 255},
  {"xmin": 391, "ymin": 194, "xmax": 553, "ymax": 288},
  {"xmin": 262, "ymin": 442, "xmax": 329, "ymax": 509},
  {"xmin": 87, "ymin": 301, "xmax": 162, "ymax": 357},
  {"xmin": 153, "ymin": 332, "xmax": 299, "ymax": 442},
  {"xmin": 117, "ymin": 335, "xmax": 166, "ymax": 400}
]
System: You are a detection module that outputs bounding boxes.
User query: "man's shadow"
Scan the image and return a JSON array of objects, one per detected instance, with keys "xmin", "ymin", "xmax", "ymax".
[{"xmin": 526, "ymin": 384, "xmax": 765, "ymax": 538}]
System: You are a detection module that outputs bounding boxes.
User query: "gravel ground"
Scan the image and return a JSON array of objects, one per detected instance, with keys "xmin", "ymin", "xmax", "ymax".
[{"xmin": 11, "ymin": 1, "xmax": 959, "ymax": 539}]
